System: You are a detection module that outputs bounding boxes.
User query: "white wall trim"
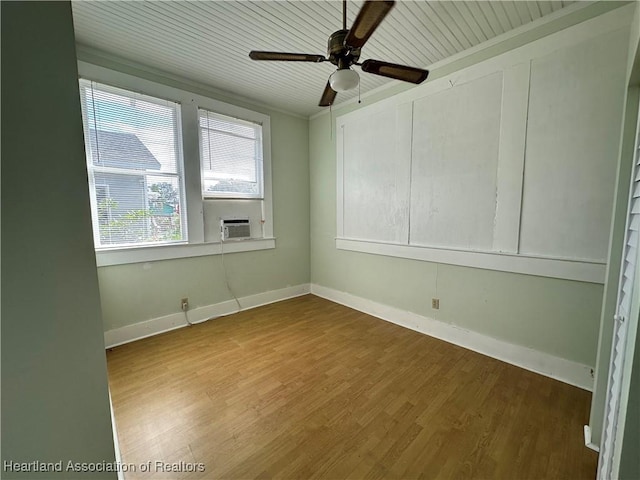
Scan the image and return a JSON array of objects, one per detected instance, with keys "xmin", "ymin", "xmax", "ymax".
[
  {"xmin": 584, "ymin": 424, "xmax": 601, "ymax": 452},
  {"xmin": 108, "ymin": 392, "xmax": 125, "ymax": 480},
  {"xmin": 104, "ymin": 284, "xmax": 310, "ymax": 348},
  {"xmin": 310, "ymin": 283, "xmax": 594, "ymax": 391},
  {"xmin": 337, "ymin": 238, "xmax": 606, "ymax": 284},
  {"xmin": 96, "ymin": 238, "xmax": 275, "ymax": 267}
]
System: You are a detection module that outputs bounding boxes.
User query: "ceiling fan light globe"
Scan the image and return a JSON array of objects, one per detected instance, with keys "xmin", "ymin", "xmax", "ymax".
[{"xmin": 329, "ymin": 69, "xmax": 359, "ymax": 92}]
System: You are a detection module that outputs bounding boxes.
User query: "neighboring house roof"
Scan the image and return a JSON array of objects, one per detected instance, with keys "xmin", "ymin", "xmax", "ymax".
[{"xmin": 88, "ymin": 129, "xmax": 161, "ymax": 170}]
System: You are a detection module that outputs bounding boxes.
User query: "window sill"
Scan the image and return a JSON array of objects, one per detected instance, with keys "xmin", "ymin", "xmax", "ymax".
[{"xmin": 95, "ymin": 238, "xmax": 276, "ymax": 267}]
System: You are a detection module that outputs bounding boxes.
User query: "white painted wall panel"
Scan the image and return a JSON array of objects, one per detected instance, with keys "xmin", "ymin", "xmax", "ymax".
[
  {"xmin": 493, "ymin": 62, "xmax": 530, "ymax": 253},
  {"xmin": 519, "ymin": 29, "xmax": 628, "ymax": 261},
  {"xmin": 335, "ymin": 7, "xmax": 631, "ymax": 281},
  {"xmin": 409, "ymin": 72, "xmax": 503, "ymax": 250},
  {"xmin": 342, "ymin": 103, "xmax": 412, "ymax": 243}
]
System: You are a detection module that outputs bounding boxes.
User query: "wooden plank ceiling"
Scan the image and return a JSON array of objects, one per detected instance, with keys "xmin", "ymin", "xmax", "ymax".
[{"xmin": 72, "ymin": 1, "xmax": 573, "ymax": 117}]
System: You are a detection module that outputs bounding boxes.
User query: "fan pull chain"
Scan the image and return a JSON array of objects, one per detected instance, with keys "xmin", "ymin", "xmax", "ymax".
[{"xmin": 358, "ymin": 81, "xmax": 361, "ymax": 104}]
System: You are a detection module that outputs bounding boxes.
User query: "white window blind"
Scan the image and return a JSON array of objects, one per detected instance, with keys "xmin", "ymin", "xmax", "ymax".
[
  {"xmin": 79, "ymin": 79, "xmax": 186, "ymax": 248},
  {"xmin": 198, "ymin": 108, "xmax": 263, "ymax": 198}
]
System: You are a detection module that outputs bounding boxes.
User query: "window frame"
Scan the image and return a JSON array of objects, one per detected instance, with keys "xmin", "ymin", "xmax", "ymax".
[
  {"xmin": 79, "ymin": 79, "xmax": 188, "ymax": 250},
  {"xmin": 78, "ymin": 62, "xmax": 274, "ymax": 266}
]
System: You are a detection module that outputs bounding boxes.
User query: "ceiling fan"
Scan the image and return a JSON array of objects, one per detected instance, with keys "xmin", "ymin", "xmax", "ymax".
[{"xmin": 249, "ymin": 0, "xmax": 429, "ymax": 107}]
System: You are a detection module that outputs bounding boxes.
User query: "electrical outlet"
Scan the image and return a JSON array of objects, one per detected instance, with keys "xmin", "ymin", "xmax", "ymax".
[
  {"xmin": 432, "ymin": 298, "xmax": 440, "ymax": 310},
  {"xmin": 181, "ymin": 298, "xmax": 189, "ymax": 311}
]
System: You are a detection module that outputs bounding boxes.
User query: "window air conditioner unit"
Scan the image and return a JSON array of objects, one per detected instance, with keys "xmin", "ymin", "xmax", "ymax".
[{"xmin": 221, "ymin": 217, "xmax": 251, "ymax": 241}]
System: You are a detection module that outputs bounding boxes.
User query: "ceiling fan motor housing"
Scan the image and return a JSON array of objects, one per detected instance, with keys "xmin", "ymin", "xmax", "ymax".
[{"xmin": 328, "ymin": 30, "xmax": 360, "ymax": 68}]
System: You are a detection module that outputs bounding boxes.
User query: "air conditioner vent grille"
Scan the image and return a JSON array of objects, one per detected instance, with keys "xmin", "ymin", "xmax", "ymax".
[{"xmin": 221, "ymin": 218, "xmax": 251, "ymax": 240}]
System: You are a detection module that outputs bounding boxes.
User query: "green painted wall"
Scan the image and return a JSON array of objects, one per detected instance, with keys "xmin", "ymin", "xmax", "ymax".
[
  {"xmin": 310, "ymin": 2, "xmax": 632, "ymax": 369},
  {"xmin": 86, "ymin": 2, "xmax": 624, "ymax": 347},
  {"xmin": 1, "ymin": 2, "xmax": 116, "ymax": 477},
  {"xmin": 80, "ymin": 54, "xmax": 311, "ymax": 332},
  {"xmin": 311, "ymin": 111, "xmax": 602, "ymax": 366}
]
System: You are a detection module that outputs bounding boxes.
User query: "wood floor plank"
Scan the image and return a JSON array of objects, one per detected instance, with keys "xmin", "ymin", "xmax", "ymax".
[{"xmin": 107, "ymin": 295, "xmax": 597, "ymax": 479}]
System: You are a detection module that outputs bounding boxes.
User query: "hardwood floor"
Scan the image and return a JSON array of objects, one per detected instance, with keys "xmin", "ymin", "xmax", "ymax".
[{"xmin": 107, "ymin": 295, "xmax": 597, "ymax": 479}]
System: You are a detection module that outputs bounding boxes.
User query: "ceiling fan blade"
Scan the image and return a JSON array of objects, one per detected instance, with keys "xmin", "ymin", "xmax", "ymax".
[
  {"xmin": 249, "ymin": 51, "xmax": 326, "ymax": 62},
  {"xmin": 361, "ymin": 59, "xmax": 429, "ymax": 84},
  {"xmin": 319, "ymin": 82, "xmax": 337, "ymax": 107},
  {"xmin": 344, "ymin": 0, "xmax": 395, "ymax": 49}
]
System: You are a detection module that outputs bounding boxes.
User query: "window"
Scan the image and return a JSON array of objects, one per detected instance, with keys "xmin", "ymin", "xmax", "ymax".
[
  {"xmin": 79, "ymin": 80, "xmax": 186, "ymax": 249},
  {"xmin": 77, "ymin": 62, "xmax": 274, "ymax": 265},
  {"xmin": 199, "ymin": 108, "xmax": 263, "ymax": 199}
]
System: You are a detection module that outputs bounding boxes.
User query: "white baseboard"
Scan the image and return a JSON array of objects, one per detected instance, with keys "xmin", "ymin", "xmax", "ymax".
[
  {"xmin": 584, "ymin": 425, "xmax": 601, "ymax": 452},
  {"xmin": 108, "ymin": 392, "xmax": 125, "ymax": 480},
  {"xmin": 104, "ymin": 284, "xmax": 310, "ymax": 348},
  {"xmin": 105, "ymin": 282, "xmax": 594, "ymax": 391},
  {"xmin": 310, "ymin": 283, "xmax": 594, "ymax": 391}
]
